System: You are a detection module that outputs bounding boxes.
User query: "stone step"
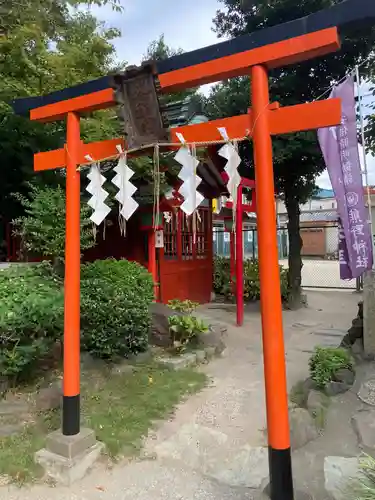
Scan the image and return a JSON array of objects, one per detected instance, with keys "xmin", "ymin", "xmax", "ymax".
[
  {"xmin": 0, "ymin": 423, "xmax": 24, "ymax": 438},
  {"xmin": 0, "ymin": 401, "xmax": 29, "ymax": 416},
  {"xmin": 151, "ymin": 423, "xmax": 269, "ymax": 489},
  {"xmin": 312, "ymin": 329, "xmax": 347, "ymax": 339}
]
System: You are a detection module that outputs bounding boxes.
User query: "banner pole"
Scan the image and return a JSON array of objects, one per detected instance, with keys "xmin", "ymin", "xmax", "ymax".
[{"xmin": 355, "ymin": 65, "xmax": 375, "ymax": 268}]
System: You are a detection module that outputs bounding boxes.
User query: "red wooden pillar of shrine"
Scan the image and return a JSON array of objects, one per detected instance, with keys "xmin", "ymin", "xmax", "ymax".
[
  {"xmin": 148, "ymin": 230, "xmax": 158, "ymax": 299},
  {"xmin": 235, "ymin": 184, "xmax": 244, "ymax": 327},
  {"xmin": 229, "ymin": 232, "xmax": 235, "ymax": 294}
]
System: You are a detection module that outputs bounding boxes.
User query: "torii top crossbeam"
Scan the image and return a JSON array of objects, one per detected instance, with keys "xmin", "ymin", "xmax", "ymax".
[
  {"xmin": 12, "ymin": 0, "xmax": 374, "ymax": 120},
  {"xmin": 11, "ymin": 2, "xmax": 375, "ymax": 499}
]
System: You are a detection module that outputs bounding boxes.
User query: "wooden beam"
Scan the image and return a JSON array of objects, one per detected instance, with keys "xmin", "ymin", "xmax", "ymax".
[
  {"xmin": 30, "ymin": 88, "xmax": 116, "ymax": 122},
  {"xmin": 35, "ymin": 98, "xmax": 341, "ymax": 171},
  {"xmin": 158, "ymin": 28, "xmax": 340, "ymax": 92},
  {"xmin": 171, "ymin": 98, "xmax": 341, "ymax": 142},
  {"xmin": 34, "ymin": 138, "xmax": 125, "ymax": 171},
  {"xmin": 269, "ymin": 98, "xmax": 342, "ymax": 135}
]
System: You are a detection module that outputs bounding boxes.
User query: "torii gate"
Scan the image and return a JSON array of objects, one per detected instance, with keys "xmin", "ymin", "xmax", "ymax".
[{"xmin": 12, "ymin": 1, "xmax": 374, "ymax": 498}]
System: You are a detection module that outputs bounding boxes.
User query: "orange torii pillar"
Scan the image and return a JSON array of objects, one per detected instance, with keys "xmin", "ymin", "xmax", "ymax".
[
  {"xmin": 26, "ymin": 90, "xmax": 121, "ymax": 436},
  {"xmin": 162, "ymin": 28, "xmax": 342, "ymax": 500}
]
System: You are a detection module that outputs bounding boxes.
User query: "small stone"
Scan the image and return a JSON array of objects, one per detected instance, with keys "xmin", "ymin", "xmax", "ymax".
[
  {"xmin": 289, "ymin": 408, "xmax": 319, "ymax": 450},
  {"xmin": 129, "ymin": 351, "xmax": 152, "ymax": 364},
  {"xmin": 157, "ymin": 353, "xmax": 197, "ymax": 370},
  {"xmin": 35, "ymin": 382, "xmax": 62, "ymax": 411},
  {"xmin": 324, "ymin": 456, "xmax": 360, "ymax": 500},
  {"xmin": 195, "ymin": 350, "xmax": 206, "ymax": 363},
  {"xmin": 0, "ymin": 475, "xmax": 11, "ymax": 486},
  {"xmin": 110, "ymin": 363, "xmax": 135, "ymax": 376},
  {"xmin": 352, "ymin": 410, "xmax": 375, "ymax": 450},
  {"xmin": 198, "ymin": 327, "xmax": 226, "ymax": 355},
  {"xmin": 334, "ymin": 368, "xmax": 355, "ymax": 386},
  {"xmin": 357, "ymin": 379, "xmax": 375, "ymax": 406},
  {"xmin": 0, "ymin": 423, "xmax": 24, "ymax": 437},
  {"xmin": 205, "ymin": 346, "xmax": 216, "ymax": 359},
  {"xmin": 325, "ymin": 381, "xmax": 349, "ymax": 397},
  {"xmin": 307, "ymin": 390, "xmax": 327, "ymax": 415}
]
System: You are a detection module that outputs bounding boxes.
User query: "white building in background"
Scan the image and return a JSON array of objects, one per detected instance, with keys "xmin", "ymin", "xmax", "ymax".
[{"xmin": 276, "ymin": 189, "xmax": 339, "ymax": 258}]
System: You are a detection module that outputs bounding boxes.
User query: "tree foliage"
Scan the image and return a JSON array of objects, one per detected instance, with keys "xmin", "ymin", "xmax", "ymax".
[
  {"xmin": 0, "ymin": 0, "xmax": 123, "ymax": 223},
  {"xmin": 210, "ymin": 0, "xmax": 375, "ymax": 305},
  {"xmin": 13, "ymin": 184, "xmax": 95, "ymax": 265}
]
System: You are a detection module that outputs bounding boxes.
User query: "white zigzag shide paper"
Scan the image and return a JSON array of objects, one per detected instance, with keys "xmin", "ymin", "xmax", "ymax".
[
  {"xmin": 174, "ymin": 136, "xmax": 204, "ymax": 216},
  {"xmin": 217, "ymin": 127, "xmax": 241, "ymax": 205},
  {"xmin": 86, "ymin": 165, "xmax": 110, "ymax": 226},
  {"xmin": 112, "ymin": 154, "xmax": 139, "ymax": 220}
]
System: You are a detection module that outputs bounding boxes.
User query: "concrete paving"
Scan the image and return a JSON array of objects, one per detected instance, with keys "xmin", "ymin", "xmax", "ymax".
[{"xmin": 3, "ymin": 290, "xmax": 361, "ymax": 499}]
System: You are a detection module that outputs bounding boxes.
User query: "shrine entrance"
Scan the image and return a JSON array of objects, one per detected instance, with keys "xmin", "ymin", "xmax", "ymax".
[{"xmin": 159, "ymin": 206, "xmax": 212, "ymax": 304}]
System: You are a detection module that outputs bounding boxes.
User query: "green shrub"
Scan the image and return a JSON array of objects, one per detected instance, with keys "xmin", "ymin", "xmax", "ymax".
[
  {"xmin": 0, "ymin": 263, "xmax": 64, "ymax": 382},
  {"xmin": 213, "ymin": 256, "xmax": 233, "ymax": 299},
  {"xmin": 168, "ymin": 299, "xmax": 200, "ymax": 314},
  {"xmin": 168, "ymin": 315, "xmax": 209, "ymax": 354},
  {"xmin": 309, "ymin": 347, "xmax": 353, "ymax": 389},
  {"xmin": 348, "ymin": 454, "xmax": 375, "ymax": 499},
  {"xmin": 213, "ymin": 256, "xmax": 289, "ymax": 301},
  {"xmin": 80, "ymin": 259, "xmax": 154, "ymax": 360}
]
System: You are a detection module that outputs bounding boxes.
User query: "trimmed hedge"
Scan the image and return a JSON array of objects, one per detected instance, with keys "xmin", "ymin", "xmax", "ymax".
[
  {"xmin": 213, "ymin": 256, "xmax": 289, "ymax": 302},
  {"xmin": 0, "ymin": 259, "xmax": 155, "ymax": 382},
  {"xmin": 80, "ymin": 259, "xmax": 154, "ymax": 359},
  {"xmin": 0, "ymin": 263, "xmax": 64, "ymax": 382}
]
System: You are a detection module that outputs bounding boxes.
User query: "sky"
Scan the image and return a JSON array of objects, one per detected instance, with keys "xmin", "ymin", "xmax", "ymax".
[{"xmin": 84, "ymin": 0, "xmax": 375, "ymax": 190}]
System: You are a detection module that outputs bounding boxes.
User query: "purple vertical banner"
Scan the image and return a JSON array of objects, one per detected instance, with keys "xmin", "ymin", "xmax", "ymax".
[
  {"xmin": 318, "ymin": 75, "xmax": 373, "ymax": 279},
  {"xmin": 338, "ymin": 218, "xmax": 352, "ymax": 279}
]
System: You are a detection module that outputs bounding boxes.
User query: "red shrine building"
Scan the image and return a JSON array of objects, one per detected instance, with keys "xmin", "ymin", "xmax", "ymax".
[{"xmin": 4, "ymin": 97, "xmax": 257, "ymax": 306}]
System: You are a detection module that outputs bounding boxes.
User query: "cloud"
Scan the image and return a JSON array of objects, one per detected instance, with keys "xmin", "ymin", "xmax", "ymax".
[
  {"xmin": 317, "ymin": 145, "xmax": 375, "ymax": 189},
  {"xmin": 87, "ymin": 0, "xmax": 221, "ymax": 65}
]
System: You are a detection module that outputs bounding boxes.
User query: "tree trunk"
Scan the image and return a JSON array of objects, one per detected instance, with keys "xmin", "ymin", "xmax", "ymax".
[{"xmin": 285, "ymin": 192, "xmax": 303, "ymax": 309}]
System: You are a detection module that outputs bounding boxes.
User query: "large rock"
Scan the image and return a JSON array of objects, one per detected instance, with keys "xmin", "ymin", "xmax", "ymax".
[
  {"xmin": 325, "ymin": 381, "xmax": 350, "ymax": 397},
  {"xmin": 289, "ymin": 408, "xmax": 319, "ymax": 450},
  {"xmin": 198, "ymin": 324, "xmax": 227, "ymax": 356},
  {"xmin": 149, "ymin": 303, "xmax": 184, "ymax": 347},
  {"xmin": 153, "ymin": 423, "xmax": 269, "ymax": 488},
  {"xmin": 352, "ymin": 410, "xmax": 375, "ymax": 450},
  {"xmin": 333, "ymin": 368, "xmax": 355, "ymax": 386},
  {"xmin": 307, "ymin": 390, "xmax": 327, "ymax": 415},
  {"xmin": 324, "ymin": 456, "xmax": 360, "ymax": 500}
]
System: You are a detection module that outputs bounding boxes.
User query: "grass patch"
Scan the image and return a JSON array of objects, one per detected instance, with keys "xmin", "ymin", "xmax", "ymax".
[
  {"xmin": 0, "ymin": 363, "xmax": 207, "ymax": 484},
  {"xmin": 0, "ymin": 409, "xmax": 60, "ymax": 484},
  {"xmin": 310, "ymin": 394, "xmax": 330, "ymax": 430},
  {"xmin": 289, "ymin": 380, "xmax": 308, "ymax": 408},
  {"xmin": 82, "ymin": 364, "xmax": 207, "ymax": 457}
]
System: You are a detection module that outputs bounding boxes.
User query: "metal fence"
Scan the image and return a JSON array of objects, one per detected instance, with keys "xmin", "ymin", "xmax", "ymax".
[{"xmin": 213, "ymin": 224, "xmax": 359, "ymax": 290}]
